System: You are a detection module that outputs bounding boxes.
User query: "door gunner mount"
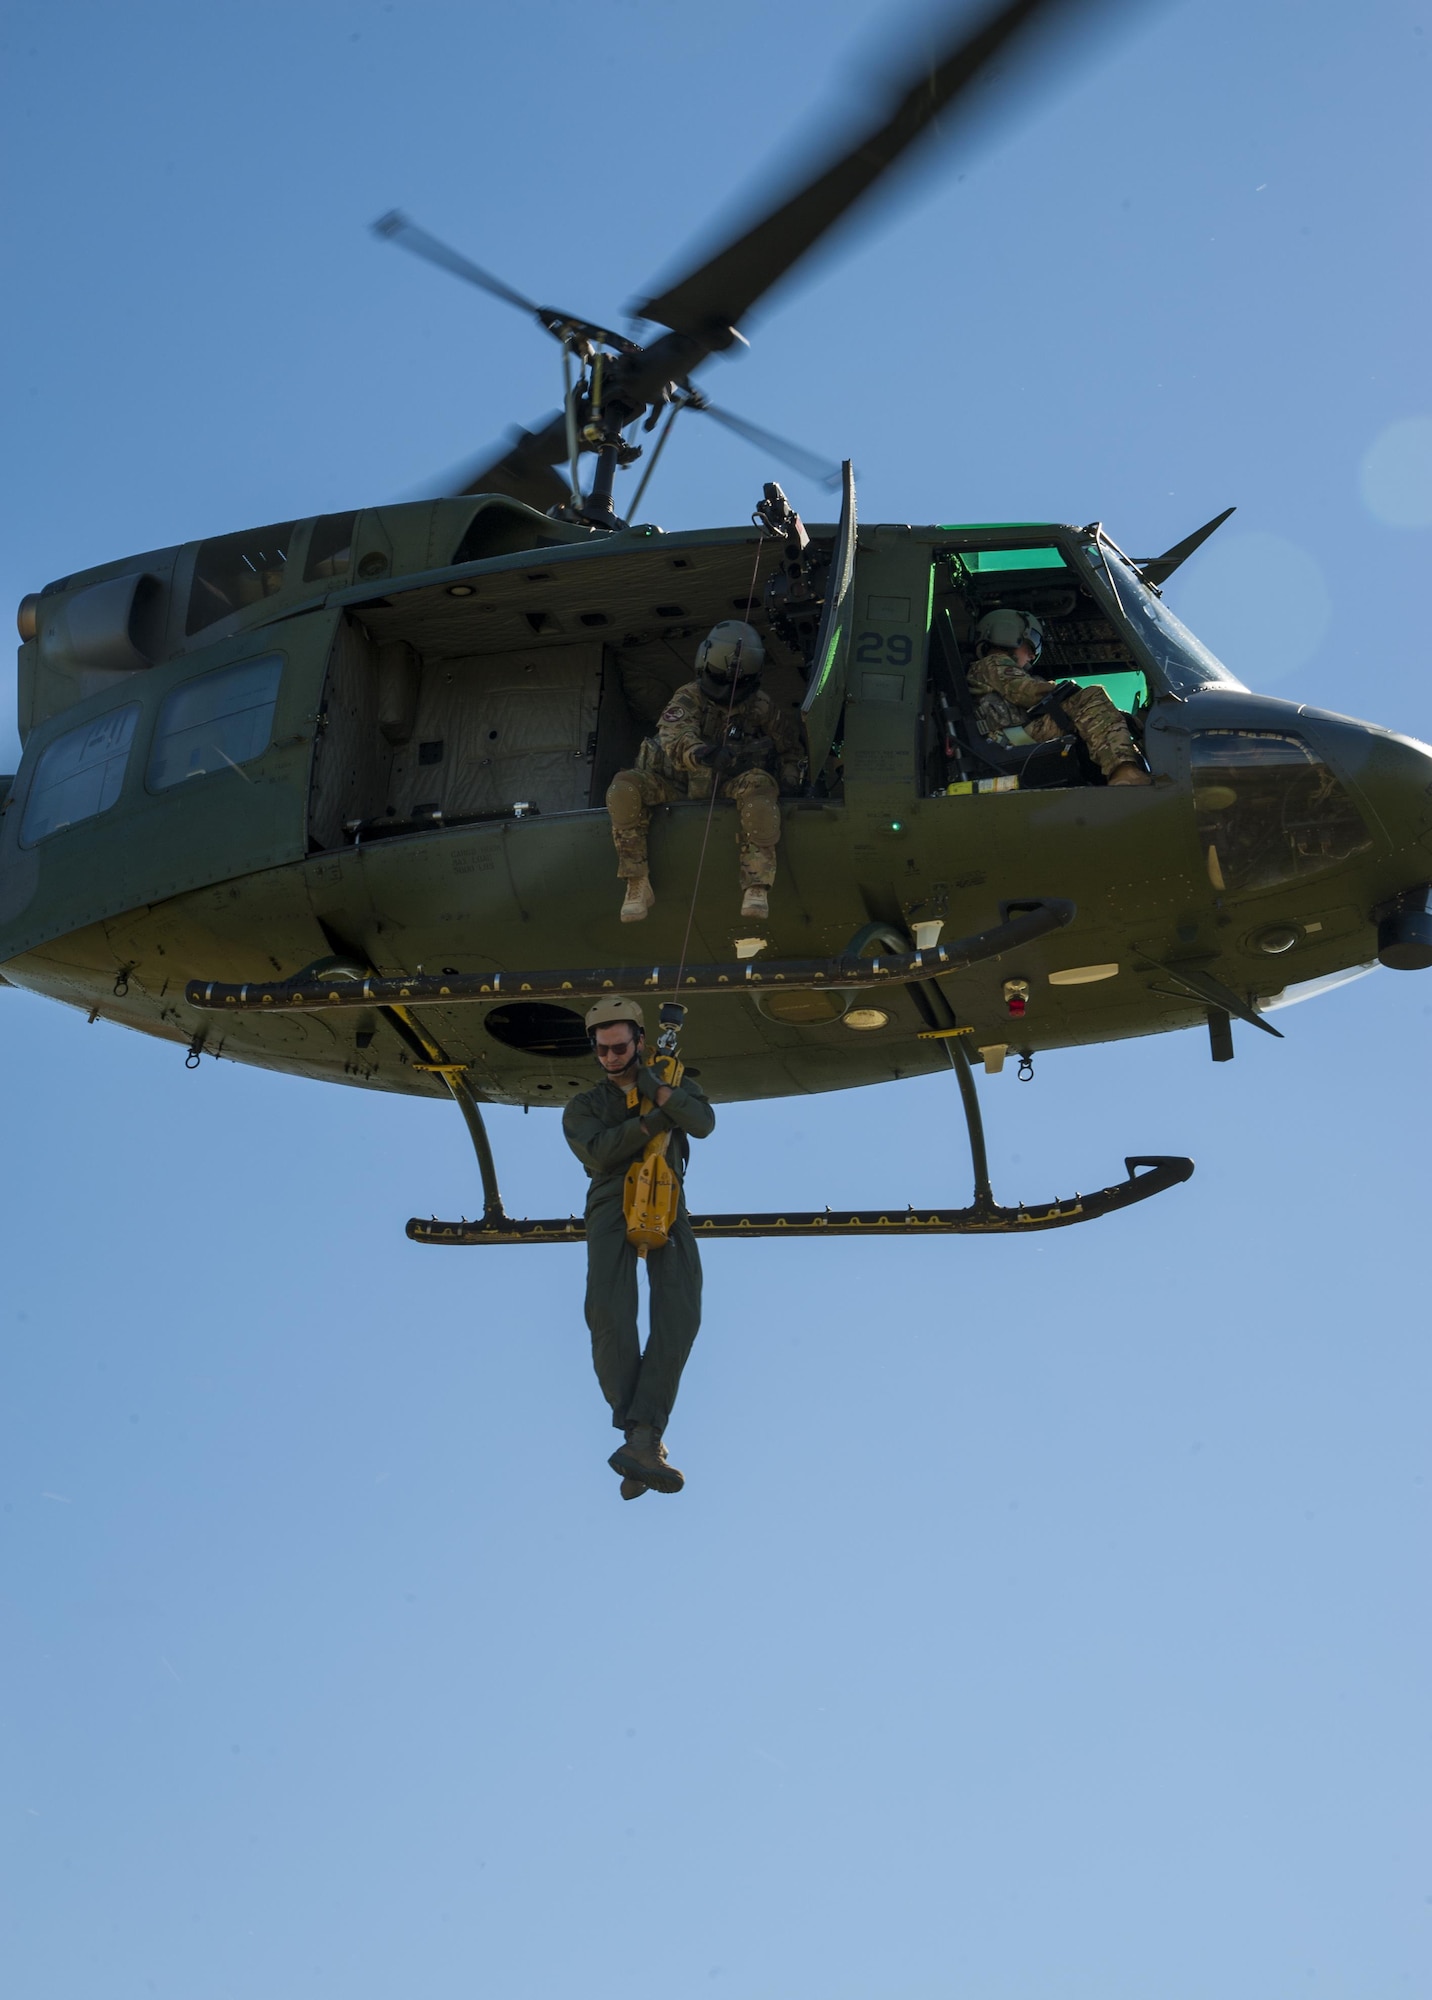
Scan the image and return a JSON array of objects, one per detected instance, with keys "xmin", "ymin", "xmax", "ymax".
[{"xmin": 184, "ymin": 899, "xmax": 1193, "ymax": 1241}]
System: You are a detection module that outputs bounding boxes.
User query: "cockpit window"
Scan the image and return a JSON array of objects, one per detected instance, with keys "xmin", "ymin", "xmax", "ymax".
[
  {"xmin": 951, "ymin": 546, "xmax": 1068, "ymax": 575},
  {"xmin": 304, "ymin": 512, "xmax": 356, "ymax": 582},
  {"xmin": 186, "ymin": 522, "xmax": 296, "ymax": 636},
  {"xmin": 928, "ymin": 543, "xmax": 1151, "ymax": 791},
  {"xmin": 1192, "ymin": 730, "xmax": 1371, "ymax": 892},
  {"xmin": 1082, "ymin": 541, "xmax": 1243, "ymax": 693},
  {"xmin": 1068, "ymin": 668, "xmax": 1147, "ymax": 714}
]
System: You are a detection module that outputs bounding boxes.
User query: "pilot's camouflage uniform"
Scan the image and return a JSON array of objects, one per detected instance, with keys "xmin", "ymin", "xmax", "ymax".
[
  {"xmin": 562, "ymin": 1065, "xmax": 715, "ymax": 1436},
  {"xmin": 607, "ymin": 683, "xmax": 806, "ymax": 891},
  {"xmin": 967, "ymin": 649, "xmax": 1142, "ymax": 778}
]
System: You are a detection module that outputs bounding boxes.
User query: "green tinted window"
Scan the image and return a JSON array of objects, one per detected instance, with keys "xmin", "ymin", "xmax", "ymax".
[
  {"xmin": 1071, "ymin": 669, "xmax": 1147, "ymax": 713},
  {"xmin": 956, "ymin": 547, "xmax": 1068, "ymax": 573}
]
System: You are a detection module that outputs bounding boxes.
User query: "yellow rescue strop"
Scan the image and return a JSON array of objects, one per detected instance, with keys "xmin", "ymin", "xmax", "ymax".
[{"xmin": 622, "ymin": 1051, "xmax": 684, "ymax": 1256}]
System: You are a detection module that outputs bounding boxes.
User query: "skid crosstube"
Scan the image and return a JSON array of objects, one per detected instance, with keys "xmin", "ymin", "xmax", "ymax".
[{"xmin": 405, "ymin": 1155, "xmax": 1194, "ymax": 1244}]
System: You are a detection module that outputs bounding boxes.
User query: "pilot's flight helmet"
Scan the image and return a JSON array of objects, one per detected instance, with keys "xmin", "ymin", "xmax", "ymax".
[
  {"xmin": 586, "ymin": 995, "xmax": 645, "ymax": 1042},
  {"xmin": 977, "ymin": 608, "xmax": 1043, "ymax": 663},
  {"xmin": 696, "ymin": 620, "xmax": 765, "ymax": 699}
]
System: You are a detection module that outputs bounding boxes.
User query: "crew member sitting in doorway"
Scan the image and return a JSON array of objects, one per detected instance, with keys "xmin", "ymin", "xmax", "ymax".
[
  {"xmin": 968, "ymin": 608, "xmax": 1152, "ymax": 785},
  {"xmin": 562, "ymin": 997, "xmax": 715, "ymax": 1500},
  {"xmin": 606, "ymin": 620, "xmax": 807, "ymax": 925}
]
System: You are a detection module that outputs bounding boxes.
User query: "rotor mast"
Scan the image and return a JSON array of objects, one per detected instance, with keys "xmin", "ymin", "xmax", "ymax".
[{"xmin": 374, "ymin": 0, "xmax": 1126, "ymax": 523}]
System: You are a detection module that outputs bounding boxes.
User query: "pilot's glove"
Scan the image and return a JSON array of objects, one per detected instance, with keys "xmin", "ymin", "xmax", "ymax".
[{"xmin": 692, "ymin": 740, "xmax": 737, "ymax": 770}]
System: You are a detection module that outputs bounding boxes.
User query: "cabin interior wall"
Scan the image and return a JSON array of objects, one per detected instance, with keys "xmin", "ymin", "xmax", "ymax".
[
  {"xmin": 388, "ymin": 643, "xmax": 604, "ymax": 820},
  {"xmin": 307, "ymin": 549, "xmax": 814, "ymax": 844},
  {"xmin": 309, "ymin": 614, "xmax": 389, "ymax": 848},
  {"xmin": 310, "ymin": 622, "xmax": 617, "ymax": 839}
]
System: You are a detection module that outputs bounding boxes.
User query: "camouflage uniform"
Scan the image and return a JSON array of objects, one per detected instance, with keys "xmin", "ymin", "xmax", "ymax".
[
  {"xmin": 562, "ymin": 1066, "xmax": 715, "ymax": 1435},
  {"xmin": 606, "ymin": 682, "xmax": 806, "ymax": 892},
  {"xmin": 966, "ymin": 649, "xmax": 1142, "ymax": 779}
]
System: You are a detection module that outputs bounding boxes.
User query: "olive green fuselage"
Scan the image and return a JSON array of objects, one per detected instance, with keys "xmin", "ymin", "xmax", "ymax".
[{"xmin": 4, "ymin": 502, "xmax": 1429, "ymax": 1108}]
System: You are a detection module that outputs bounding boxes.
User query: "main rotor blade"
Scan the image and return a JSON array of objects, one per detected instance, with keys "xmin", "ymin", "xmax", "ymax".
[
  {"xmin": 634, "ymin": 0, "xmax": 1124, "ymax": 340},
  {"xmin": 372, "ymin": 209, "xmax": 542, "ymax": 317},
  {"xmin": 426, "ymin": 414, "xmax": 572, "ymax": 510},
  {"xmin": 454, "ymin": 420, "xmax": 573, "ymax": 508},
  {"xmin": 691, "ymin": 402, "xmax": 843, "ymax": 490},
  {"xmin": 428, "ymin": 396, "xmax": 841, "ymax": 511}
]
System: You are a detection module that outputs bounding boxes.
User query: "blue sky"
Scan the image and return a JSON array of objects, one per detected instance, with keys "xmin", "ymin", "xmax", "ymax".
[{"xmin": 2, "ymin": 4, "xmax": 1430, "ymax": 1996}]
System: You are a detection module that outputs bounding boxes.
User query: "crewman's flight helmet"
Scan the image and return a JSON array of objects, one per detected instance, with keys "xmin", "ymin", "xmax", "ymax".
[
  {"xmin": 585, "ymin": 995, "xmax": 645, "ymax": 1044},
  {"xmin": 696, "ymin": 620, "xmax": 765, "ymax": 702},
  {"xmin": 977, "ymin": 608, "xmax": 1044, "ymax": 664}
]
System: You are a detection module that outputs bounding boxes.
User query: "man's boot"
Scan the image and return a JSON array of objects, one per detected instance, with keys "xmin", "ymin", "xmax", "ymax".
[
  {"xmin": 619, "ymin": 1475, "xmax": 648, "ymax": 1501},
  {"xmin": 620, "ymin": 875, "xmax": 655, "ymax": 922},
  {"xmin": 1106, "ymin": 762, "xmax": 1152, "ymax": 787},
  {"xmin": 609, "ymin": 1424, "xmax": 684, "ymax": 1494},
  {"xmin": 740, "ymin": 886, "xmax": 769, "ymax": 921}
]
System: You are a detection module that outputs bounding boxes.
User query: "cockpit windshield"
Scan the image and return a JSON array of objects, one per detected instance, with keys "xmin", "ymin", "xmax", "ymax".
[{"xmin": 1080, "ymin": 539, "xmax": 1244, "ymax": 695}]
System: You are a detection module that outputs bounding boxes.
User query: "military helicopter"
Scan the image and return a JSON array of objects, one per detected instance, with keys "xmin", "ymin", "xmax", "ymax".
[{"xmin": 4, "ymin": 0, "xmax": 1431, "ymax": 1245}]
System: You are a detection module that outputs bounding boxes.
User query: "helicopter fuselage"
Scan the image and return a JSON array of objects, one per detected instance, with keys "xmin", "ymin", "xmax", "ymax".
[{"xmin": 4, "ymin": 497, "xmax": 1429, "ymax": 1107}]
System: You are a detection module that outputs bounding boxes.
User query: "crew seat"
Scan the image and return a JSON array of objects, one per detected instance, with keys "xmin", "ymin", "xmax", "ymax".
[{"xmin": 928, "ymin": 609, "xmax": 1094, "ymax": 790}]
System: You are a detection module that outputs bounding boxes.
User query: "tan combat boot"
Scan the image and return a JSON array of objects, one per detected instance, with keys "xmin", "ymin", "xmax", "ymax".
[
  {"xmin": 740, "ymin": 886, "xmax": 769, "ymax": 921},
  {"xmin": 620, "ymin": 875, "xmax": 655, "ymax": 922},
  {"xmin": 609, "ymin": 1425, "xmax": 684, "ymax": 1494},
  {"xmin": 619, "ymin": 1476, "xmax": 648, "ymax": 1501},
  {"xmin": 1107, "ymin": 763, "xmax": 1152, "ymax": 787}
]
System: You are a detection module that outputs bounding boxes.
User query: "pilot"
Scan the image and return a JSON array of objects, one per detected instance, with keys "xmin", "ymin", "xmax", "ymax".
[
  {"xmin": 562, "ymin": 996, "xmax": 715, "ymax": 1500},
  {"xmin": 606, "ymin": 620, "xmax": 807, "ymax": 924},
  {"xmin": 968, "ymin": 609, "xmax": 1152, "ymax": 786}
]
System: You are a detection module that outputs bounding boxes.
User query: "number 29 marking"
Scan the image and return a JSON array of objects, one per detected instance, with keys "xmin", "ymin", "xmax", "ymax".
[{"xmin": 855, "ymin": 631, "xmax": 913, "ymax": 667}]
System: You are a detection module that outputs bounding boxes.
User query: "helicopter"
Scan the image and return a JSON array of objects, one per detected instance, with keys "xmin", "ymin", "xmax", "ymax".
[{"xmin": 3, "ymin": 0, "xmax": 1431, "ymax": 1245}]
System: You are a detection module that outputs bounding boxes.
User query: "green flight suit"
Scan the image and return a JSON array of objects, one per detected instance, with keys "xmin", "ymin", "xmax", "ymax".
[{"xmin": 562, "ymin": 1066, "xmax": 716, "ymax": 1435}]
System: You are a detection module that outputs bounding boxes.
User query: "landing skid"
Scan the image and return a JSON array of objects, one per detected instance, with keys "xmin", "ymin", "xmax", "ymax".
[
  {"xmin": 182, "ymin": 899, "xmax": 1195, "ymax": 1245},
  {"xmin": 406, "ymin": 1155, "xmax": 1193, "ymax": 1245},
  {"xmin": 405, "ymin": 1025, "xmax": 1193, "ymax": 1247}
]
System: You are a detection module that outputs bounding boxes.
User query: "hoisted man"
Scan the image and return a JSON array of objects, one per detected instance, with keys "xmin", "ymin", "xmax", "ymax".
[
  {"xmin": 562, "ymin": 996, "xmax": 715, "ymax": 1500},
  {"xmin": 606, "ymin": 621, "xmax": 807, "ymax": 925}
]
